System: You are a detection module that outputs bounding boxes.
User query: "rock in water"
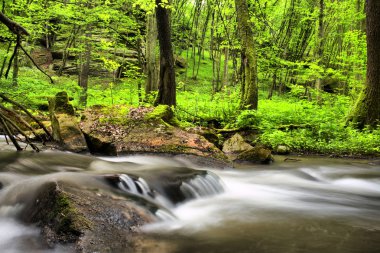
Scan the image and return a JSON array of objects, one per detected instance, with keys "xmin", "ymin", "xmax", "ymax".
[
  {"xmin": 222, "ymin": 133, "xmax": 254, "ymax": 160},
  {"xmin": 18, "ymin": 181, "xmax": 171, "ymax": 252},
  {"xmin": 222, "ymin": 133, "xmax": 274, "ymax": 164},
  {"xmin": 235, "ymin": 146, "xmax": 274, "ymax": 164},
  {"xmin": 276, "ymin": 145, "xmax": 290, "ymax": 155},
  {"xmin": 49, "ymin": 92, "xmax": 88, "ymax": 152}
]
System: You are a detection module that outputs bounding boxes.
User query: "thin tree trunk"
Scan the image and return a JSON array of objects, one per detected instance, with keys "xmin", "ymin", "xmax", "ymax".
[
  {"xmin": 235, "ymin": 0, "xmax": 258, "ymax": 110},
  {"xmin": 58, "ymin": 26, "xmax": 77, "ymax": 76},
  {"xmin": 154, "ymin": 0, "xmax": 176, "ymax": 106},
  {"xmin": 145, "ymin": 12, "xmax": 158, "ymax": 95},
  {"xmin": 0, "ymin": 41, "xmax": 12, "ymax": 78},
  {"xmin": 195, "ymin": 3, "xmax": 211, "ymax": 79},
  {"xmin": 315, "ymin": 0, "xmax": 324, "ymax": 103},
  {"xmin": 12, "ymin": 40, "xmax": 18, "ymax": 86},
  {"xmin": 78, "ymin": 30, "xmax": 91, "ymax": 107},
  {"xmin": 222, "ymin": 46, "xmax": 229, "ymax": 89}
]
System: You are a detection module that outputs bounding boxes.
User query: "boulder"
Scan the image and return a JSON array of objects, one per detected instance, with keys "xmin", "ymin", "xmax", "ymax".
[
  {"xmin": 49, "ymin": 91, "xmax": 75, "ymax": 116},
  {"xmin": 49, "ymin": 92, "xmax": 88, "ymax": 152},
  {"xmin": 83, "ymin": 133, "xmax": 117, "ymax": 156},
  {"xmin": 18, "ymin": 181, "xmax": 170, "ymax": 252},
  {"xmin": 222, "ymin": 133, "xmax": 254, "ymax": 160},
  {"xmin": 187, "ymin": 127, "xmax": 223, "ymax": 149},
  {"xmin": 222, "ymin": 133, "xmax": 274, "ymax": 164},
  {"xmin": 276, "ymin": 145, "xmax": 290, "ymax": 155},
  {"xmin": 235, "ymin": 146, "xmax": 274, "ymax": 164},
  {"xmin": 175, "ymin": 55, "xmax": 187, "ymax": 68},
  {"xmin": 80, "ymin": 107, "xmax": 228, "ymax": 162}
]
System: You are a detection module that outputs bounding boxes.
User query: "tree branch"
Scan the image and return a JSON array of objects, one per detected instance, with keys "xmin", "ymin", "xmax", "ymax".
[
  {"xmin": 0, "ymin": 93, "xmax": 52, "ymax": 140},
  {"xmin": 0, "ymin": 115, "xmax": 22, "ymax": 151},
  {"xmin": 0, "ymin": 11, "xmax": 29, "ymax": 36},
  {"xmin": 19, "ymin": 45, "xmax": 54, "ymax": 84}
]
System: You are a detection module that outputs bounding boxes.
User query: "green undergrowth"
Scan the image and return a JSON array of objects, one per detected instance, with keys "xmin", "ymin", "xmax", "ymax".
[
  {"xmin": 255, "ymin": 96, "xmax": 380, "ymax": 156},
  {"xmin": 1, "ymin": 64, "xmax": 379, "ymax": 157},
  {"xmin": 175, "ymin": 88, "xmax": 380, "ymax": 156},
  {"xmin": 0, "ymin": 67, "xmax": 143, "ymax": 110}
]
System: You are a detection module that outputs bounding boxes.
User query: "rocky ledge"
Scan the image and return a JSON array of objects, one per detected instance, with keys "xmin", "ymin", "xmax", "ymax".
[
  {"xmin": 14, "ymin": 181, "xmax": 172, "ymax": 252},
  {"xmin": 49, "ymin": 92, "xmax": 273, "ymax": 165}
]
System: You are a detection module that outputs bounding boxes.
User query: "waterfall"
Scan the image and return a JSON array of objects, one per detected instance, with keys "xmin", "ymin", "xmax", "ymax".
[{"xmin": 116, "ymin": 170, "xmax": 225, "ymax": 211}]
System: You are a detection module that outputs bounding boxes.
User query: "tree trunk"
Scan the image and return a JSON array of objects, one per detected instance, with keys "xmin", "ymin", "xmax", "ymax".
[
  {"xmin": 235, "ymin": 0, "xmax": 258, "ymax": 110},
  {"xmin": 12, "ymin": 43, "xmax": 19, "ymax": 86},
  {"xmin": 315, "ymin": 0, "xmax": 324, "ymax": 103},
  {"xmin": 154, "ymin": 0, "xmax": 176, "ymax": 106},
  {"xmin": 222, "ymin": 46, "xmax": 229, "ymax": 89},
  {"xmin": 78, "ymin": 30, "xmax": 91, "ymax": 107},
  {"xmin": 348, "ymin": 0, "xmax": 380, "ymax": 128},
  {"xmin": 58, "ymin": 26, "xmax": 77, "ymax": 76},
  {"xmin": 145, "ymin": 12, "xmax": 158, "ymax": 95},
  {"xmin": 0, "ymin": 41, "xmax": 12, "ymax": 78}
]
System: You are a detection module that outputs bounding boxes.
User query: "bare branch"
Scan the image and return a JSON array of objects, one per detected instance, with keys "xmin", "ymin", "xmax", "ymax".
[{"xmin": 0, "ymin": 11, "xmax": 29, "ymax": 36}]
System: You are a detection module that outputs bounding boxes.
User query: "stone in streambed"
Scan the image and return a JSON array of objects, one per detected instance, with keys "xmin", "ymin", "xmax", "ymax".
[
  {"xmin": 49, "ymin": 92, "xmax": 88, "ymax": 153},
  {"xmin": 222, "ymin": 133, "xmax": 273, "ymax": 164},
  {"xmin": 18, "ymin": 181, "xmax": 171, "ymax": 252},
  {"xmin": 235, "ymin": 146, "xmax": 274, "ymax": 164}
]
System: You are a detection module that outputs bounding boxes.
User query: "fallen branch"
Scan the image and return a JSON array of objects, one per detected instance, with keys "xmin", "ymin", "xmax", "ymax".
[
  {"xmin": 0, "ymin": 93, "xmax": 52, "ymax": 140},
  {"xmin": 0, "ymin": 115, "xmax": 22, "ymax": 151},
  {"xmin": 0, "ymin": 103, "xmax": 46, "ymax": 143},
  {"xmin": 0, "ymin": 112, "xmax": 40, "ymax": 151}
]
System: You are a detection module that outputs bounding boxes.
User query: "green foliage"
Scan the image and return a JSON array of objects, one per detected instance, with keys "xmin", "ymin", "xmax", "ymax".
[
  {"xmin": 234, "ymin": 110, "xmax": 260, "ymax": 129},
  {"xmin": 257, "ymin": 96, "xmax": 380, "ymax": 155},
  {"xmin": 261, "ymin": 127, "xmax": 380, "ymax": 155}
]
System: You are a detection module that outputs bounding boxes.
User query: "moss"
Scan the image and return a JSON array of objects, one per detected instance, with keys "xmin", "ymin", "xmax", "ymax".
[
  {"xmin": 49, "ymin": 91, "xmax": 75, "ymax": 116},
  {"xmin": 347, "ymin": 91, "xmax": 367, "ymax": 129},
  {"xmin": 144, "ymin": 105, "xmax": 184, "ymax": 127},
  {"xmin": 51, "ymin": 192, "xmax": 92, "ymax": 236},
  {"xmin": 145, "ymin": 105, "xmax": 173, "ymax": 121}
]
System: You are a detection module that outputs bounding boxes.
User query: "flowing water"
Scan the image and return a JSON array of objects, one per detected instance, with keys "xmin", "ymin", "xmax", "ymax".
[{"xmin": 0, "ymin": 141, "xmax": 379, "ymax": 253}]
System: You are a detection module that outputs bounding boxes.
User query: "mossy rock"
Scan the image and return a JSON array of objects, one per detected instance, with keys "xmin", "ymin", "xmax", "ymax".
[
  {"xmin": 276, "ymin": 145, "xmax": 290, "ymax": 155},
  {"xmin": 49, "ymin": 91, "xmax": 75, "ymax": 116},
  {"xmin": 83, "ymin": 132, "xmax": 117, "ymax": 156},
  {"xmin": 18, "ymin": 181, "xmax": 162, "ymax": 252},
  {"xmin": 235, "ymin": 146, "xmax": 274, "ymax": 164},
  {"xmin": 145, "ymin": 105, "xmax": 173, "ymax": 121},
  {"xmin": 51, "ymin": 113, "xmax": 88, "ymax": 152},
  {"xmin": 21, "ymin": 182, "xmax": 91, "ymax": 244},
  {"xmin": 144, "ymin": 105, "xmax": 181, "ymax": 127},
  {"xmin": 223, "ymin": 133, "xmax": 252, "ymax": 154}
]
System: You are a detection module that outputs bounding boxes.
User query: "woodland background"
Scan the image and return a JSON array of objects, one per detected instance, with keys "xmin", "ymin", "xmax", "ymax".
[{"xmin": 0, "ymin": 0, "xmax": 379, "ymax": 156}]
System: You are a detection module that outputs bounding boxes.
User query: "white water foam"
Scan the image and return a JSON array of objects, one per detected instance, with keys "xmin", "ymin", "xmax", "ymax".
[{"xmin": 143, "ymin": 167, "xmax": 380, "ymax": 234}]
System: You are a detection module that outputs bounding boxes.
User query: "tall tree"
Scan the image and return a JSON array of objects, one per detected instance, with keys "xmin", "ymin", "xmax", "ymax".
[
  {"xmin": 235, "ymin": 0, "xmax": 258, "ymax": 110},
  {"xmin": 145, "ymin": 12, "xmax": 158, "ymax": 95},
  {"xmin": 348, "ymin": 0, "xmax": 380, "ymax": 128},
  {"xmin": 78, "ymin": 29, "xmax": 92, "ymax": 107},
  {"xmin": 154, "ymin": 0, "xmax": 176, "ymax": 106},
  {"xmin": 315, "ymin": 0, "xmax": 324, "ymax": 103}
]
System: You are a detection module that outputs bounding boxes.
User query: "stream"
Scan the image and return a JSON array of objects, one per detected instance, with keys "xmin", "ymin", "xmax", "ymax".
[{"xmin": 0, "ymin": 139, "xmax": 379, "ymax": 253}]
